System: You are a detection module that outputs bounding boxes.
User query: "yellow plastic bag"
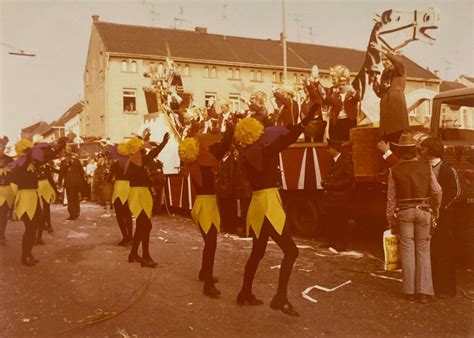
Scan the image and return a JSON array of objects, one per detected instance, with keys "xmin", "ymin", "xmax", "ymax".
[{"xmin": 383, "ymin": 229, "xmax": 400, "ymax": 271}]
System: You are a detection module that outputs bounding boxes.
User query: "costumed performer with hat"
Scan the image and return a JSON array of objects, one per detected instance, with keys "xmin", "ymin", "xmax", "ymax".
[
  {"xmin": 235, "ymin": 102, "xmax": 319, "ymax": 317},
  {"xmin": 178, "ymin": 122, "xmax": 234, "ymax": 298},
  {"xmin": 0, "ymin": 137, "xmax": 15, "ymax": 245},
  {"xmin": 386, "ymin": 131, "xmax": 442, "ymax": 304},
  {"xmin": 10, "ymin": 137, "xmax": 66, "ymax": 266},
  {"xmin": 126, "ymin": 133, "xmax": 170, "ymax": 268},
  {"xmin": 108, "ymin": 143, "xmax": 133, "ymax": 246}
]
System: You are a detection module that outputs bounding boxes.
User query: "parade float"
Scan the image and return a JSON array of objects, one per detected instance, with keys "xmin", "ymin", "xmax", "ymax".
[{"xmin": 136, "ymin": 8, "xmax": 473, "ymax": 247}]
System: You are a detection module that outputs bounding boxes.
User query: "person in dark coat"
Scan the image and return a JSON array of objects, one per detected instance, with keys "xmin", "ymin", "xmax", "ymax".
[
  {"xmin": 58, "ymin": 151, "xmax": 86, "ymax": 220},
  {"xmin": 371, "ymin": 42, "xmax": 409, "ymax": 143},
  {"xmin": 236, "ymin": 103, "xmax": 318, "ymax": 317},
  {"xmin": 320, "ymin": 138, "xmax": 354, "ymax": 251},
  {"xmin": 419, "ymin": 137, "xmax": 459, "ymax": 298}
]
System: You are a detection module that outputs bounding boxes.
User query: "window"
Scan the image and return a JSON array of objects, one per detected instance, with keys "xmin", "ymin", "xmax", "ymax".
[
  {"xmin": 204, "ymin": 92, "xmax": 217, "ymax": 107},
  {"xmin": 177, "ymin": 64, "xmax": 182, "ymax": 74},
  {"xmin": 251, "ymin": 70, "xmax": 255, "ymax": 81},
  {"xmin": 293, "ymin": 73, "xmax": 298, "ymax": 83},
  {"xmin": 158, "ymin": 63, "xmax": 164, "ymax": 76},
  {"xmin": 279, "ymin": 72, "xmax": 283, "ymax": 82},
  {"xmin": 229, "ymin": 94, "xmax": 241, "ymax": 113},
  {"xmin": 439, "ymin": 99, "xmax": 474, "ymax": 141},
  {"xmin": 204, "ymin": 66, "xmax": 209, "ymax": 78},
  {"xmin": 121, "ymin": 60, "xmax": 127, "ymax": 72},
  {"xmin": 300, "ymin": 74, "xmax": 305, "ymax": 83},
  {"xmin": 131, "ymin": 61, "xmax": 137, "ymax": 73},
  {"xmin": 184, "ymin": 65, "xmax": 190, "ymax": 76},
  {"xmin": 123, "ymin": 89, "xmax": 137, "ymax": 113},
  {"xmin": 228, "ymin": 68, "xmax": 233, "ymax": 79},
  {"xmin": 257, "ymin": 71, "xmax": 262, "ymax": 81},
  {"xmin": 272, "ymin": 72, "xmax": 277, "ymax": 82},
  {"xmin": 234, "ymin": 69, "xmax": 240, "ymax": 79},
  {"xmin": 211, "ymin": 67, "xmax": 217, "ymax": 78}
]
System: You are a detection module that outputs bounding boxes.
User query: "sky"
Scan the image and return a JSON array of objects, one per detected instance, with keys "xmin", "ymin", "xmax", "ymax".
[{"xmin": 1, "ymin": 0, "xmax": 473, "ymax": 142}]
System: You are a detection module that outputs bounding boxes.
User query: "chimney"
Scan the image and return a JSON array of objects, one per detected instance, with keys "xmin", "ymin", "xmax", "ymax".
[
  {"xmin": 434, "ymin": 70, "xmax": 440, "ymax": 77},
  {"xmin": 92, "ymin": 15, "xmax": 100, "ymax": 22},
  {"xmin": 194, "ymin": 27, "xmax": 208, "ymax": 33}
]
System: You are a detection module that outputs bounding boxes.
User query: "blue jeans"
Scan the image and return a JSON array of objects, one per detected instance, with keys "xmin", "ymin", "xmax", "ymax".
[{"xmin": 397, "ymin": 208, "xmax": 434, "ymax": 295}]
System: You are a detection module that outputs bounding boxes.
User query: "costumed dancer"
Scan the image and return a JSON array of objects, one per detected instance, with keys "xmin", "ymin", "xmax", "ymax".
[
  {"xmin": 0, "ymin": 137, "xmax": 15, "ymax": 245},
  {"xmin": 371, "ymin": 42, "xmax": 409, "ymax": 143},
  {"xmin": 35, "ymin": 159, "xmax": 58, "ymax": 244},
  {"xmin": 235, "ymin": 103, "xmax": 319, "ymax": 316},
  {"xmin": 126, "ymin": 133, "xmax": 170, "ymax": 268},
  {"xmin": 326, "ymin": 65, "xmax": 360, "ymax": 141},
  {"xmin": 10, "ymin": 138, "xmax": 66, "ymax": 266},
  {"xmin": 108, "ymin": 143, "xmax": 133, "ymax": 246},
  {"xmin": 178, "ymin": 124, "xmax": 234, "ymax": 298}
]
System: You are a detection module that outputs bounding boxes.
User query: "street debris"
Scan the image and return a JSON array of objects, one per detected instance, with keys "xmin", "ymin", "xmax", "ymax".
[
  {"xmin": 21, "ymin": 318, "xmax": 31, "ymax": 323},
  {"xmin": 67, "ymin": 231, "xmax": 89, "ymax": 239},
  {"xmin": 270, "ymin": 265, "xmax": 281, "ymax": 270},
  {"xmin": 298, "ymin": 268, "xmax": 313, "ymax": 272},
  {"xmin": 328, "ymin": 247, "xmax": 363, "ymax": 258},
  {"xmin": 369, "ymin": 273, "xmax": 402, "ymax": 283},
  {"xmin": 223, "ymin": 234, "xmax": 252, "ymax": 241},
  {"xmin": 116, "ymin": 327, "xmax": 137, "ymax": 338},
  {"xmin": 296, "ymin": 245, "xmax": 314, "ymax": 250},
  {"xmin": 302, "ymin": 280, "xmax": 352, "ymax": 303}
]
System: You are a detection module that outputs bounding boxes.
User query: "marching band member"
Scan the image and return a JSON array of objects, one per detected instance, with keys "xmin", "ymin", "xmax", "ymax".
[
  {"xmin": 235, "ymin": 103, "xmax": 319, "ymax": 316},
  {"xmin": 126, "ymin": 133, "xmax": 170, "ymax": 268},
  {"xmin": 178, "ymin": 123, "xmax": 233, "ymax": 298}
]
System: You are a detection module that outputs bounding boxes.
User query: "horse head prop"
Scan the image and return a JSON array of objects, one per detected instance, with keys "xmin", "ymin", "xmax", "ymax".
[{"xmin": 353, "ymin": 7, "xmax": 440, "ymax": 125}]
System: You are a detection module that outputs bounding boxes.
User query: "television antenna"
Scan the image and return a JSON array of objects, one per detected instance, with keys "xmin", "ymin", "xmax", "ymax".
[{"xmin": 1, "ymin": 42, "xmax": 35, "ymax": 57}]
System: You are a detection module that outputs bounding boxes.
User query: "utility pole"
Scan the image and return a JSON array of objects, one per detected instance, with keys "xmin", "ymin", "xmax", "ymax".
[{"xmin": 281, "ymin": 0, "xmax": 287, "ymax": 82}]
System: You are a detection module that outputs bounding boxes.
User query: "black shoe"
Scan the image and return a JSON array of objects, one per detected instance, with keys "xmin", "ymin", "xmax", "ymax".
[
  {"xmin": 141, "ymin": 258, "xmax": 158, "ymax": 268},
  {"xmin": 21, "ymin": 256, "xmax": 36, "ymax": 266},
  {"xmin": 128, "ymin": 253, "xmax": 142, "ymax": 263},
  {"xmin": 236, "ymin": 291, "xmax": 264, "ymax": 306},
  {"xmin": 417, "ymin": 294, "xmax": 430, "ymax": 304},
  {"xmin": 270, "ymin": 295, "xmax": 299, "ymax": 317},
  {"xmin": 198, "ymin": 271, "xmax": 219, "ymax": 283},
  {"xmin": 203, "ymin": 284, "xmax": 221, "ymax": 298},
  {"xmin": 35, "ymin": 238, "xmax": 45, "ymax": 245}
]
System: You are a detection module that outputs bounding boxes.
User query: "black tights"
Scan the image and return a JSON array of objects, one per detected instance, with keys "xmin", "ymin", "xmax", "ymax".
[
  {"xmin": 199, "ymin": 225, "xmax": 217, "ymax": 285},
  {"xmin": 130, "ymin": 212, "xmax": 153, "ymax": 260},
  {"xmin": 240, "ymin": 218, "xmax": 299, "ymax": 299},
  {"xmin": 36, "ymin": 198, "xmax": 50, "ymax": 241},
  {"xmin": 0, "ymin": 203, "xmax": 9, "ymax": 240},
  {"xmin": 114, "ymin": 199, "xmax": 133, "ymax": 240},
  {"xmin": 21, "ymin": 208, "xmax": 42, "ymax": 258}
]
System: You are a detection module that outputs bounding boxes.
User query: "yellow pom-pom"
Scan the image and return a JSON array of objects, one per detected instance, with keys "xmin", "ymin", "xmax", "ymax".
[
  {"xmin": 178, "ymin": 137, "xmax": 200, "ymax": 163},
  {"xmin": 15, "ymin": 139, "xmax": 34, "ymax": 156},
  {"xmin": 234, "ymin": 117, "xmax": 264, "ymax": 145},
  {"xmin": 126, "ymin": 137, "xmax": 144, "ymax": 155},
  {"xmin": 117, "ymin": 143, "xmax": 129, "ymax": 156}
]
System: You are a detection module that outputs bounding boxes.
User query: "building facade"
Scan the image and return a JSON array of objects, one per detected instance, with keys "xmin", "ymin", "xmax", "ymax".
[{"xmin": 84, "ymin": 16, "xmax": 441, "ymax": 143}]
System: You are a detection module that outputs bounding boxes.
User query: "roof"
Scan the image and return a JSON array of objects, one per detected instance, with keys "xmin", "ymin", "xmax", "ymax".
[
  {"xmin": 460, "ymin": 75, "xmax": 474, "ymax": 82},
  {"xmin": 42, "ymin": 101, "xmax": 84, "ymax": 136},
  {"xmin": 21, "ymin": 121, "xmax": 48, "ymax": 134},
  {"xmin": 439, "ymin": 80, "xmax": 466, "ymax": 92},
  {"xmin": 94, "ymin": 21, "xmax": 438, "ymax": 80},
  {"xmin": 434, "ymin": 86, "xmax": 474, "ymax": 100}
]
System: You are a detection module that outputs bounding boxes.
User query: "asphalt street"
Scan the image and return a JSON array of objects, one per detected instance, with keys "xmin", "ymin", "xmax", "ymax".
[{"xmin": 1, "ymin": 202, "xmax": 473, "ymax": 336}]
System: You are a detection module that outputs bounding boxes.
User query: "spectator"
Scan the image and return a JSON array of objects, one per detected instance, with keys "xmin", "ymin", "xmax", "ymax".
[
  {"xmin": 386, "ymin": 132, "xmax": 442, "ymax": 304},
  {"xmin": 419, "ymin": 137, "xmax": 459, "ymax": 298},
  {"xmin": 58, "ymin": 151, "xmax": 86, "ymax": 220}
]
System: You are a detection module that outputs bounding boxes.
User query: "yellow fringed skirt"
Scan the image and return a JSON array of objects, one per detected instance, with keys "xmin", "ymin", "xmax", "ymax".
[
  {"xmin": 15, "ymin": 189, "xmax": 43, "ymax": 220},
  {"xmin": 37, "ymin": 179, "xmax": 56, "ymax": 204},
  {"xmin": 0, "ymin": 184, "xmax": 16, "ymax": 208},
  {"xmin": 191, "ymin": 195, "xmax": 220, "ymax": 234},
  {"xmin": 111, "ymin": 180, "xmax": 130, "ymax": 205},
  {"xmin": 128, "ymin": 187, "xmax": 153, "ymax": 219},
  {"xmin": 247, "ymin": 187, "xmax": 286, "ymax": 238}
]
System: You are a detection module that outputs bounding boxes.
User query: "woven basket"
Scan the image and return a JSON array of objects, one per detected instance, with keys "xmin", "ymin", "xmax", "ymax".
[{"xmin": 351, "ymin": 127, "xmax": 386, "ymax": 178}]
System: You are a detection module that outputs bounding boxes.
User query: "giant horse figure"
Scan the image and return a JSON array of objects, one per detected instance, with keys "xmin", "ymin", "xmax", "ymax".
[{"xmin": 352, "ymin": 8, "xmax": 440, "ymax": 125}]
